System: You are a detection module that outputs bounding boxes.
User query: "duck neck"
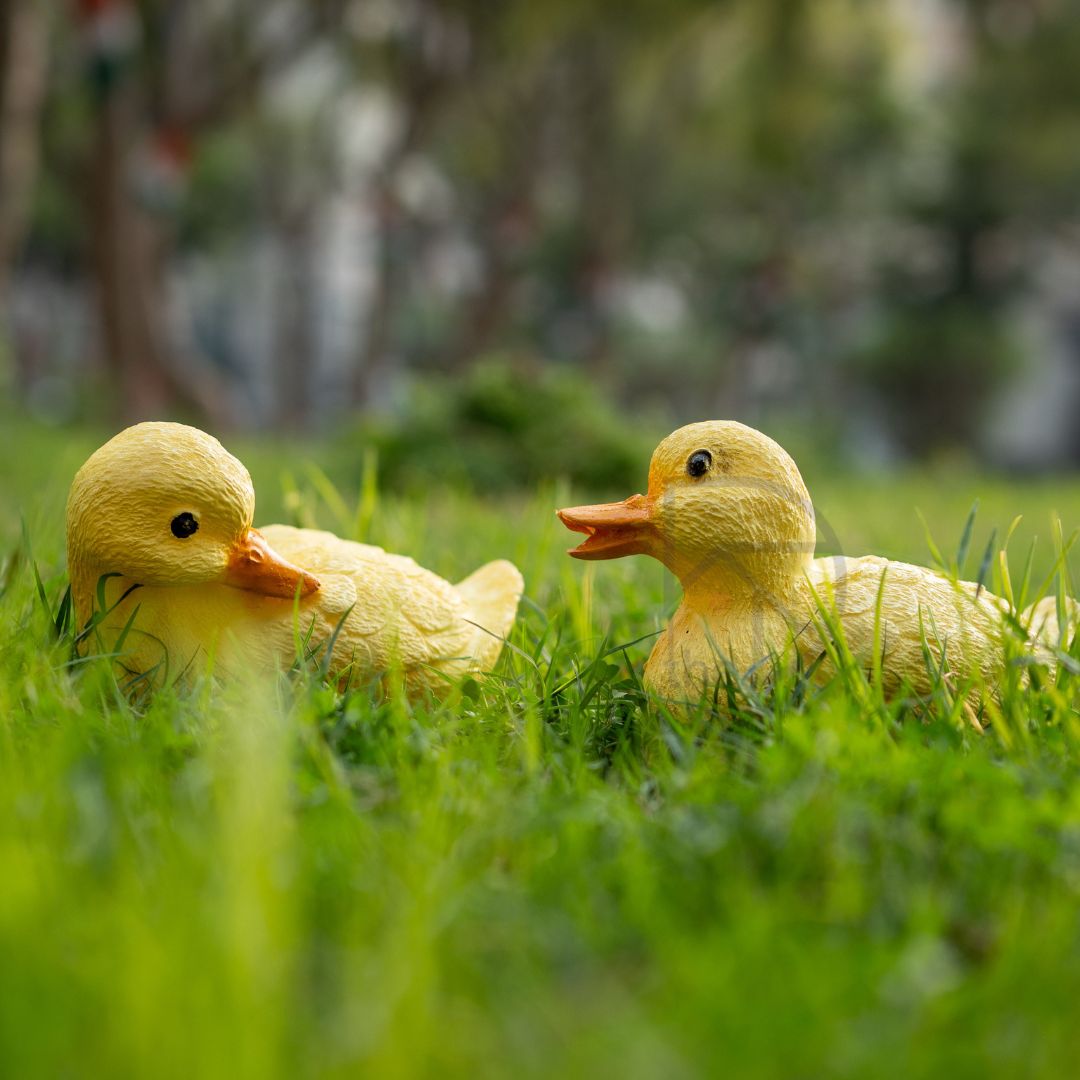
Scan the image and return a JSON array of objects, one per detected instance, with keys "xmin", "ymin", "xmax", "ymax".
[
  {"xmin": 68, "ymin": 553, "xmax": 125, "ymax": 634},
  {"xmin": 672, "ymin": 550, "xmax": 810, "ymax": 620},
  {"xmin": 67, "ymin": 532, "xmax": 93, "ymax": 631},
  {"xmin": 67, "ymin": 519, "xmax": 147, "ymax": 636}
]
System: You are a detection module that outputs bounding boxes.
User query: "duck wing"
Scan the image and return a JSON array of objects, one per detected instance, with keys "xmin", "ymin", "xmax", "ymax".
[
  {"xmin": 797, "ymin": 556, "xmax": 1013, "ymax": 692},
  {"xmin": 1023, "ymin": 594, "xmax": 1080, "ymax": 648},
  {"xmin": 257, "ymin": 524, "xmax": 518, "ymax": 691},
  {"xmin": 259, "ymin": 524, "xmax": 483, "ymax": 688}
]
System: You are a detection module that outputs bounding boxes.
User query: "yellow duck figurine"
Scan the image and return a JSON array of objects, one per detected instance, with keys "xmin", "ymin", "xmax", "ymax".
[
  {"xmin": 67, "ymin": 422, "xmax": 523, "ymax": 695},
  {"xmin": 558, "ymin": 421, "xmax": 1065, "ymax": 707}
]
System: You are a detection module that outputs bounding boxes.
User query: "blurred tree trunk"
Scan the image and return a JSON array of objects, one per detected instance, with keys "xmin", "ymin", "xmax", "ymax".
[
  {"xmin": 443, "ymin": 35, "xmax": 617, "ymax": 373},
  {"xmin": 349, "ymin": 0, "xmax": 454, "ymax": 408},
  {"xmin": 570, "ymin": 34, "xmax": 618, "ymax": 376},
  {"xmin": 87, "ymin": 96, "xmax": 235, "ymax": 425},
  {"xmin": 78, "ymin": 0, "xmax": 325, "ymax": 425},
  {"xmin": 449, "ymin": 158, "xmax": 536, "ymax": 370},
  {"xmin": 349, "ymin": 99, "xmax": 435, "ymax": 409},
  {"xmin": 444, "ymin": 83, "xmax": 544, "ymax": 371},
  {"xmin": 351, "ymin": 175, "xmax": 406, "ymax": 409},
  {"xmin": 449, "ymin": 197, "xmax": 524, "ymax": 369},
  {"xmin": 0, "ymin": 0, "xmax": 47, "ymax": 315},
  {"xmin": 273, "ymin": 206, "xmax": 316, "ymax": 429},
  {"xmin": 87, "ymin": 82, "xmax": 175, "ymax": 418},
  {"xmin": 77, "ymin": 0, "xmax": 194, "ymax": 421}
]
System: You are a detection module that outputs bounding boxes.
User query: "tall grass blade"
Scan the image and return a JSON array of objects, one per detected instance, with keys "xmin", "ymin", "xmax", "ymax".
[{"xmin": 956, "ymin": 499, "xmax": 979, "ymax": 575}]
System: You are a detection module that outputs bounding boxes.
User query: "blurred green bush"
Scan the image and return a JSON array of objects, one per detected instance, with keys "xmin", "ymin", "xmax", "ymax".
[{"xmin": 342, "ymin": 358, "xmax": 657, "ymax": 494}]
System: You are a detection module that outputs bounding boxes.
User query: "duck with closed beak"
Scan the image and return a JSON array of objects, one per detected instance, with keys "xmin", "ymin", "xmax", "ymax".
[
  {"xmin": 67, "ymin": 422, "xmax": 523, "ymax": 695},
  {"xmin": 558, "ymin": 421, "xmax": 1064, "ymax": 707}
]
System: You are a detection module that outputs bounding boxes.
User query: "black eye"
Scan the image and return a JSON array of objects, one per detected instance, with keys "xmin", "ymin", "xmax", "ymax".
[
  {"xmin": 170, "ymin": 512, "xmax": 199, "ymax": 539},
  {"xmin": 686, "ymin": 450, "xmax": 712, "ymax": 478}
]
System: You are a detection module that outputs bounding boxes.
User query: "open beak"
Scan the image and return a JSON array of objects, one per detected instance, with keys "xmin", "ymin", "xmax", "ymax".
[
  {"xmin": 223, "ymin": 528, "xmax": 320, "ymax": 599},
  {"xmin": 556, "ymin": 494, "xmax": 655, "ymax": 560}
]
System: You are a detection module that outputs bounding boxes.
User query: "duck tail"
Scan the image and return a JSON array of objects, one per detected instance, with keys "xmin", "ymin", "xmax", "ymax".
[
  {"xmin": 1024, "ymin": 594, "xmax": 1080, "ymax": 649},
  {"xmin": 454, "ymin": 559, "xmax": 524, "ymax": 671}
]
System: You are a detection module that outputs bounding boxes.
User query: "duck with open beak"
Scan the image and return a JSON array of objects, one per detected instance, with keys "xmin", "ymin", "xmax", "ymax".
[
  {"xmin": 556, "ymin": 493, "xmax": 656, "ymax": 561},
  {"xmin": 554, "ymin": 419, "xmax": 1077, "ymax": 713}
]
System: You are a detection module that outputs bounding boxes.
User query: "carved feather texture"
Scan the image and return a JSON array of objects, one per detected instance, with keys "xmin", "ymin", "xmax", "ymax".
[
  {"xmin": 561, "ymin": 421, "xmax": 1065, "ymax": 708},
  {"xmin": 67, "ymin": 423, "xmax": 524, "ymax": 696}
]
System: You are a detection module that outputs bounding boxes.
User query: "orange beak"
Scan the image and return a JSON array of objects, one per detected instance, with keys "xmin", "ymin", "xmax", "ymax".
[
  {"xmin": 223, "ymin": 528, "xmax": 320, "ymax": 599},
  {"xmin": 556, "ymin": 494, "xmax": 655, "ymax": 560}
]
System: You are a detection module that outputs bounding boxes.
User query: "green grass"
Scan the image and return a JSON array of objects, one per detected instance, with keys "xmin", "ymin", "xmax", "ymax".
[{"xmin": 4, "ymin": 415, "xmax": 1080, "ymax": 1078}]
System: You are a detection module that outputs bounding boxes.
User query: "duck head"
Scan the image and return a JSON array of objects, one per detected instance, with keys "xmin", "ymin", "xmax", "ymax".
[
  {"xmin": 557, "ymin": 421, "xmax": 816, "ymax": 605},
  {"xmin": 66, "ymin": 422, "xmax": 319, "ymax": 623}
]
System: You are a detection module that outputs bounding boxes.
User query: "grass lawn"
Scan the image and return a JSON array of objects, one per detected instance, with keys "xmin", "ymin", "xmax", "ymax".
[{"xmin": 3, "ymin": 415, "xmax": 1080, "ymax": 1077}]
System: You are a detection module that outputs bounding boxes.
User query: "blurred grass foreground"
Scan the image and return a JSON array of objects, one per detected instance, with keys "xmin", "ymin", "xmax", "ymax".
[{"xmin": 6, "ymin": 413, "xmax": 1080, "ymax": 1076}]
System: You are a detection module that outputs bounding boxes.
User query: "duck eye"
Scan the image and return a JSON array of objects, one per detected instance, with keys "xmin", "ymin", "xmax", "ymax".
[
  {"xmin": 686, "ymin": 450, "xmax": 712, "ymax": 478},
  {"xmin": 170, "ymin": 512, "xmax": 199, "ymax": 539}
]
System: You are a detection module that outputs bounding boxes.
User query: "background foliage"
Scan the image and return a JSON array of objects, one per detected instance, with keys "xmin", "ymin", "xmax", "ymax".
[{"xmin": 4, "ymin": 0, "xmax": 1080, "ymax": 462}]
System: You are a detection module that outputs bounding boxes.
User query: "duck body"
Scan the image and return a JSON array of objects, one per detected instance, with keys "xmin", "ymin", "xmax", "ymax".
[
  {"xmin": 559, "ymin": 421, "xmax": 1057, "ymax": 707},
  {"xmin": 67, "ymin": 423, "xmax": 523, "ymax": 696},
  {"xmin": 642, "ymin": 554, "xmax": 1020, "ymax": 704},
  {"xmin": 82, "ymin": 530, "xmax": 520, "ymax": 694}
]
